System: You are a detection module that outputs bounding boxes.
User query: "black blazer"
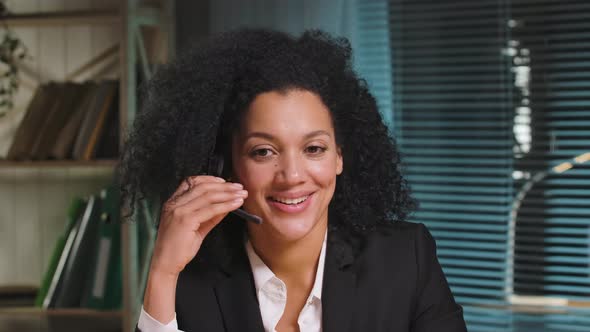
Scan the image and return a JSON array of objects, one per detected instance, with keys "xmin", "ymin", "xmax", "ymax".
[
  {"xmin": 141, "ymin": 222, "xmax": 466, "ymax": 332},
  {"xmin": 157, "ymin": 222, "xmax": 466, "ymax": 332}
]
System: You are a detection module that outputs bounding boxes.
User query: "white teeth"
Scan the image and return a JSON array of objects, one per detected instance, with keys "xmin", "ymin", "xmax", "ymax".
[{"xmin": 272, "ymin": 195, "xmax": 309, "ymax": 205}]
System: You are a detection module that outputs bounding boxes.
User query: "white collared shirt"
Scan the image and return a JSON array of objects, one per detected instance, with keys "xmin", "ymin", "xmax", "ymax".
[
  {"xmin": 245, "ymin": 234, "xmax": 326, "ymax": 332},
  {"xmin": 138, "ymin": 233, "xmax": 327, "ymax": 332}
]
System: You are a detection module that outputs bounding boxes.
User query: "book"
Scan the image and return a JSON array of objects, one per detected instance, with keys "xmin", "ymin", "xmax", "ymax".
[
  {"xmin": 6, "ymin": 84, "xmax": 57, "ymax": 160},
  {"xmin": 35, "ymin": 197, "xmax": 86, "ymax": 307},
  {"xmin": 29, "ymin": 83, "xmax": 81, "ymax": 160},
  {"xmin": 49, "ymin": 82, "xmax": 98, "ymax": 159},
  {"xmin": 31, "ymin": 83, "xmax": 91, "ymax": 160},
  {"xmin": 6, "ymin": 80, "xmax": 120, "ymax": 161},
  {"xmin": 72, "ymin": 81, "xmax": 118, "ymax": 160}
]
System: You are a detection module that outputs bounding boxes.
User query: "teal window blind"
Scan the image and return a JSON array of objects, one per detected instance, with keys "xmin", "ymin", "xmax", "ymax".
[
  {"xmin": 388, "ymin": 1, "xmax": 514, "ymax": 330},
  {"xmin": 385, "ymin": 0, "xmax": 590, "ymax": 331},
  {"xmin": 355, "ymin": 0, "xmax": 394, "ymax": 129},
  {"xmin": 508, "ymin": 1, "xmax": 590, "ymax": 330},
  {"xmin": 510, "ymin": 0, "xmax": 590, "ymax": 301}
]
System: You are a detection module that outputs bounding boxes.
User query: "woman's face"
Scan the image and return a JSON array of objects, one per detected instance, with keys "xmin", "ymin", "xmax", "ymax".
[{"xmin": 232, "ymin": 89, "xmax": 343, "ymax": 243}]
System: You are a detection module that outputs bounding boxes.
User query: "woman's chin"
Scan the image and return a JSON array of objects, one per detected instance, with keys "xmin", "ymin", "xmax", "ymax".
[{"xmin": 255, "ymin": 216, "xmax": 323, "ymax": 243}]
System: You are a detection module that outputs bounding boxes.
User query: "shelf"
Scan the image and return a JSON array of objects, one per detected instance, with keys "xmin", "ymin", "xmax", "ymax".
[
  {"xmin": 0, "ymin": 285, "xmax": 37, "ymax": 293},
  {"xmin": 0, "ymin": 307, "xmax": 122, "ymax": 317},
  {"xmin": 0, "ymin": 159, "xmax": 118, "ymax": 168},
  {"xmin": 0, "ymin": 307, "xmax": 122, "ymax": 332},
  {"xmin": 1, "ymin": 10, "xmax": 119, "ymax": 27},
  {"xmin": 1, "ymin": 6, "xmax": 166, "ymax": 28},
  {"xmin": 0, "ymin": 285, "xmax": 37, "ymax": 307}
]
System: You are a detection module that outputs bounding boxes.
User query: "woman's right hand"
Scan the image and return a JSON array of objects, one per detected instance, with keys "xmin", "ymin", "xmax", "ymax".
[
  {"xmin": 149, "ymin": 175, "xmax": 248, "ymax": 277},
  {"xmin": 143, "ymin": 175, "xmax": 247, "ymax": 324}
]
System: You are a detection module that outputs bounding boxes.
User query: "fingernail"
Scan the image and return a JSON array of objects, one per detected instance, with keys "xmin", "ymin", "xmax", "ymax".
[
  {"xmin": 233, "ymin": 198, "xmax": 244, "ymax": 204},
  {"xmin": 237, "ymin": 190, "xmax": 248, "ymax": 196},
  {"xmin": 231, "ymin": 183, "xmax": 243, "ymax": 189}
]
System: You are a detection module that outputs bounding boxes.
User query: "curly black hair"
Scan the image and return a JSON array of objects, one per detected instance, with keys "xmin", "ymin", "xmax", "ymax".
[{"xmin": 119, "ymin": 28, "xmax": 416, "ymax": 239}]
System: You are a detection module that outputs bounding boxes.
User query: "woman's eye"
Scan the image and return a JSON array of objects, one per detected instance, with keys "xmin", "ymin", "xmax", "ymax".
[
  {"xmin": 250, "ymin": 148, "xmax": 273, "ymax": 158},
  {"xmin": 306, "ymin": 146, "xmax": 327, "ymax": 155}
]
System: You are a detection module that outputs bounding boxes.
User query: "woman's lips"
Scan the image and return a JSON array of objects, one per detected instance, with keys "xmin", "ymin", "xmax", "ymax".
[{"xmin": 268, "ymin": 193, "xmax": 314, "ymax": 213}]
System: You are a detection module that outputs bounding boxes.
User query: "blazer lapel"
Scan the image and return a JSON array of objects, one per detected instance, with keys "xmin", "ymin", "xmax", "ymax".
[
  {"xmin": 211, "ymin": 225, "xmax": 359, "ymax": 332},
  {"xmin": 213, "ymin": 242, "xmax": 265, "ymax": 332},
  {"xmin": 321, "ymin": 229, "xmax": 358, "ymax": 332}
]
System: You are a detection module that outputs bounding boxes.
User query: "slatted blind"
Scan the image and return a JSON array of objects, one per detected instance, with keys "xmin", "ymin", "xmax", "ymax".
[
  {"xmin": 385, "ymin": 0, "xmax": 590, "ymax": 331},
  {"xmin": 388, "ymin": 0, "xmax": 514, "ymax": 331},
  {"xmin": 355, "ymin": 0, "xmax": 394, "ymax": 129},
  {"xmin": 510, "ymin": 0, "xmax": 590, "ymax": 301}
]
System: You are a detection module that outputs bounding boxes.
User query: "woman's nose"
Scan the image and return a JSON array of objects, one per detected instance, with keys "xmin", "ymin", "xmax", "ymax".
[{"xmin": 276, "ymin": 152, "xmax": 304, "ymax": 185}]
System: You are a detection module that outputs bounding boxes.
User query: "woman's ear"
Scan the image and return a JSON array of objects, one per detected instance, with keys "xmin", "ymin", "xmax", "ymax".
[{"xmin": 336, "ymin": 146, "xmax": 343, "ymax": 175}]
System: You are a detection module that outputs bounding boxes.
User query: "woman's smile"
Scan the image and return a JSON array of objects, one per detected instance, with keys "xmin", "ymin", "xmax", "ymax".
[{"xmin": 268, "ymin": 192, "xmax": 314, "ymax": 213}]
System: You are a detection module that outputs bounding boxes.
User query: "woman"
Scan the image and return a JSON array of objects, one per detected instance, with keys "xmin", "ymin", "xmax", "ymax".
[{"xmin": 120, "ymin": 29, "xmax": 466, "ymax": 332}]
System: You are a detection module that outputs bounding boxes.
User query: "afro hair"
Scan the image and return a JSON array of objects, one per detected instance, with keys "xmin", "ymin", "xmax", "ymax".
[{"xmin": 119, "ymin": 28, "xmax": 416, "ymax": 238}]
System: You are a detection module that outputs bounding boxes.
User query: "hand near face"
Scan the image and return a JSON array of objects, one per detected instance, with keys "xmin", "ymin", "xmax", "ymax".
[{"xmin": 149, "ymin": 175, "xmax": 248, "ymax": 277}]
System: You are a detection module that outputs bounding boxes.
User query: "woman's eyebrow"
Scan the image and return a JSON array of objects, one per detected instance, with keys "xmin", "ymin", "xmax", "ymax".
[
  {"xmin": 244, "ymin": 130, "xmax": 331, "ymax": 141},
  {"xmin": 304, "ymin": 130, "xmax": 332, "ymax": 139},
  {"xmin": 244, "ymin": 132, "xmax": 276, "ymax": 141}
]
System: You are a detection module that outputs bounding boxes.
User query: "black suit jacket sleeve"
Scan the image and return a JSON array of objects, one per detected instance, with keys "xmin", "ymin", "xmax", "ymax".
[{"xmin": 410, "ymin": 224, "xmax": 466, "ymax": 332}]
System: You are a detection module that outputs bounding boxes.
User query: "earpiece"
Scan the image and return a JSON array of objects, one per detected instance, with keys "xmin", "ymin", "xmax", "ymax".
[
  {"xmin": 207, "ymin": 153, "xmax": 225, "ymax": 178},
  {"xmin": 207, "ymin": 150, "xmax": 262, "ymax": 224}
]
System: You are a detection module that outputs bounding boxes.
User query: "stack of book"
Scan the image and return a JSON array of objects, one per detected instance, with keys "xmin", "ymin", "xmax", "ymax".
[
  {"xmin": 35, "ymin": 186, "xmax": 122, "ymax": 310},
  {"xmin": 6, "ymin": 80, "xmax": 119, "ymax": 161}
]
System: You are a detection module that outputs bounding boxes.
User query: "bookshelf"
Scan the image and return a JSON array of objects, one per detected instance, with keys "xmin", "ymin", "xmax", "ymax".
[
  {"xmin": 1, "ymin": 9, "xmax": 119, "ymax": 27},
  {"xmin": 0, "ymin": 1, "xmax": 174, "ymax": 331}
]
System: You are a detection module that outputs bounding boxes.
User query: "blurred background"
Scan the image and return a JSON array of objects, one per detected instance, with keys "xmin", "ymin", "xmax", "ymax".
[{"xmin": 0, "ymin": 0, "xmax": 588, "ymax": 331}]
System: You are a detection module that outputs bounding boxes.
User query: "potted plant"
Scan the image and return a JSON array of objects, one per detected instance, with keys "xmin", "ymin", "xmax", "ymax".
[{"xmin": 0, "ymin": 1, "xmax": 28, "ymax": 117}]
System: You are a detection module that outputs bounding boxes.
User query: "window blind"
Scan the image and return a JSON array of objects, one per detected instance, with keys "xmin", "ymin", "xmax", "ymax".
[
  {"xmin": 508, "ymin": 0, "xmax": 590, "ymax": 330},
  {"xmin": 389, "ymin": 0, "xmax": 514, "ymax": 331},
  {"xmin": 355, "ymin": 0, "xmax": 395, "ymax": 129},
  {"xmin": 387, "ymin": 0, "xmax": 590, "ymax": 331}
]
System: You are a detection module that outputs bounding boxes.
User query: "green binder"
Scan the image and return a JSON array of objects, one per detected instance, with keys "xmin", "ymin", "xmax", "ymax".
[
  {"xmin": 81, "ymin": 186, "xmax": 122, "ymax": 310},
  {"xmin": 35, "ymin": 197, "xmax": 86, "ymax": 307}
]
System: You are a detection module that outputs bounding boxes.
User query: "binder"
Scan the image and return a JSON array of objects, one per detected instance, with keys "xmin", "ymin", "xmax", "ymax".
[
  {"xmin": 35, "ymin": 197, "xmax": 86, "ymax": 307},
  {"xmin": 81, "ymin": 186, "xmax": 122, "ymax": 309},
  {"xmin": 51, "ymin": 195, "xmax": 102, "ymax": 308}
]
